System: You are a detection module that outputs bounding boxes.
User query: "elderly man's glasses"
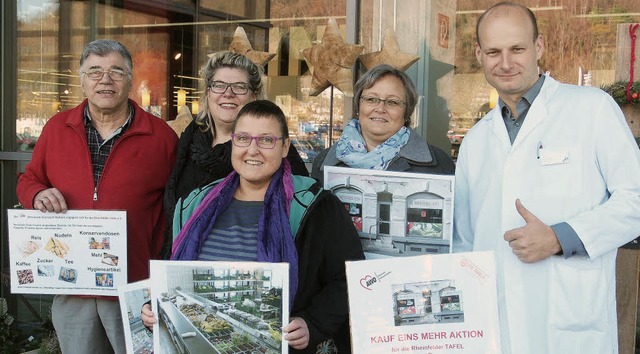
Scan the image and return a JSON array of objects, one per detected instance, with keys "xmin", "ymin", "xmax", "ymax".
[
  {"xmin": 360, "ymin": 96, "xmax": 406, "ymax": 109},
  {"xmin": 82, "ymin": 69, "xmax": 129, "ymax": 81},
  {"xmin": 210, "ymin": 81, "xmax": 251, "ymax": 95},
  {"xmin": 231, "ymin": 133, "xmax": 284, "ymax": 149}
]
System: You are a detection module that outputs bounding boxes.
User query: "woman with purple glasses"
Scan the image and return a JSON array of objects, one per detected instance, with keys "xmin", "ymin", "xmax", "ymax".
[{"xmin": 145, "ymin": 100, "xmax": 363, "ymax": 353}]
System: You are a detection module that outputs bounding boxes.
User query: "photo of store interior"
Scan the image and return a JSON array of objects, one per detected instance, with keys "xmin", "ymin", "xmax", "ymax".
[{"xmin": 153, "ymin": 265, "xmax": 284, "ymax": 354}]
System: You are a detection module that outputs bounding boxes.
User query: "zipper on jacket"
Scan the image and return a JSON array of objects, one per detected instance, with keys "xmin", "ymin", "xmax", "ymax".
[{"xmin": 91, "ymin": 124, "xmax": 144, "ymax": 205}]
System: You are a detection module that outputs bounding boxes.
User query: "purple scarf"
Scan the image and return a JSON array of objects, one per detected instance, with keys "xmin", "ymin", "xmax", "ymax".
[{"xmin": 171, "ymin": 160, "xmax": 298, "ymax": 305}]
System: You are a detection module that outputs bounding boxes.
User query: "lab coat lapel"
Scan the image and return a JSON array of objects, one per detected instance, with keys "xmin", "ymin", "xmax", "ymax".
[
  {"xmin": 512, "ymin": 76, "xmax": 556, "ymax": 149},
  {"xmin": 487, "ymin": 109, "xmax": 512, "ymax": 150}
]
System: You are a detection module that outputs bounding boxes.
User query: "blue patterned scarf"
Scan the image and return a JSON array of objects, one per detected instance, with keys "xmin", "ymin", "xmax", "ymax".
[
  {"xmin": 171, "ymin": 160, "xmax": 298, "ymax": 305},
  {"xmin": 335, "ymin": 119, "xmax": 410, "ymax": 170}
]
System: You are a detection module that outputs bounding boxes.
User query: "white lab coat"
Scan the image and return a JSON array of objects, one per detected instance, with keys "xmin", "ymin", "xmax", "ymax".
[{"xmin": 454, "ymin": 76, "xmax": 640, "ymax": 354}]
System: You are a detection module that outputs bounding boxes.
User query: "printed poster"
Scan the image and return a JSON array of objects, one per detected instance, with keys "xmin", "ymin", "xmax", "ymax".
[
  {"xmin": 7, "ymin": 209, "xmax": 127, "ymax": 296},
  {"xmin": 323, "ymin": 166, "xmax": 454, "ymax": 258},
  {"xmin": 118, "ymin": 279, "xmax": 153, "ymax": 354},
  {"xmin": 150, "ymin": 260, "xmax": 289, "ymax": 354},
  {"xmin": 346, "ymin": 251, "xmax": 501, "ymax": 354}
]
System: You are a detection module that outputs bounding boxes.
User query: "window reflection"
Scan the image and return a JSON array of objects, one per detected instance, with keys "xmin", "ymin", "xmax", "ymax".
[
  {"xmin": 15, "ymin": 0, "xmax": 349, "ymax": 156},
  {"xmin": 15, "ymin": 0, "xmax": 640, "ymax": 156}
]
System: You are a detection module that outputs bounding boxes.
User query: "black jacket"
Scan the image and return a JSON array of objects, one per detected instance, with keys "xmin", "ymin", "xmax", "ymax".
[{"xmin": 291, "ymin": 187, "xmax": 365, "ymax": 353}]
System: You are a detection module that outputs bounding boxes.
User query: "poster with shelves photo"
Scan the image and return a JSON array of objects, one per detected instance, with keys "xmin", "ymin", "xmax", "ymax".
[
  {"xmin": 323, "ymin": 166, "xmax": 454, "ymax": 259},
  {"xmin": 118, "ymin": 279, "xmax": 153, "ymax": 354},
  {"xmin": 345, "ymin": 251, "xmax": 501, "ymax": 354},
  {"xmin": 7, "ymin": 209, "xmax": 127, "ymax": 296},
  {"xmin": 150, "ymin": 260, "xmax": 289, "ymax": 354}
]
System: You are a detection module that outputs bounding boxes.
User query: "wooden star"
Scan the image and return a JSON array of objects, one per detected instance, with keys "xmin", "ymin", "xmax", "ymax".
[
  {"xmin": 228, "ymin": 26, "xmax": 275, "ymax": 67},
  {"xmin": 168, "ymin": 105, "xmax": 193, "ymax": 137},
  {"xmin": 359, "ymin": 27, "xmax": 420, "ymax": 71},
  {"xmin": 301, "ymin": 18, "xmax": 364, "ymax": 96}
]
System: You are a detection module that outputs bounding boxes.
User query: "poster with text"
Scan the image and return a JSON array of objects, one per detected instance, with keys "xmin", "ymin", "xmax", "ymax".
[
  {"xmin": 7, "ymin": 209, "xmax": 127, "ymax": 296},
  {"xmin": 346, "ymin": 251, "xmax": 501, "ymax": 354},
  {"xmin": 118, "ymin": 279, "xmax": 153, "ymax": 354},
  {"xmin": 150, "ymin": 260, "xmax": 289, "ymax": 354},
  {"xmin": 323, "ymin": 166, "xmax": 454, "ymax": 259}
]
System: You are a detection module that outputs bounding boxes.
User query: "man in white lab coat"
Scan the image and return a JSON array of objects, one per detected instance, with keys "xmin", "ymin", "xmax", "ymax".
[{"xmin": 453, "ymin": 2, "xmax": 640, "ymax": 353}]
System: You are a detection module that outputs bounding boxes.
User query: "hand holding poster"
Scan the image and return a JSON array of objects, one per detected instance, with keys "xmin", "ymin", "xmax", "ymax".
[
  {"xmin": 7, "ymin": 209, "xmax": 127, "ymax": 296},
  {"xmin": 346, "ymin": 251, "xmax": 501, "ymax": 353},
  {"xmin": 118, "ymin": 279, "xmax": 153, "ymax": 354}
]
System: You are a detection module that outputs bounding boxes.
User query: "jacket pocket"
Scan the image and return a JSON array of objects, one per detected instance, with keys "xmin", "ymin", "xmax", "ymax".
[
  {"xmin": 548, "ymin": 258, "xmax": 606, "ymax": 331},
  {"xmin": 539, "ymin": 147, "xmax": 582, "ymax": 199}
]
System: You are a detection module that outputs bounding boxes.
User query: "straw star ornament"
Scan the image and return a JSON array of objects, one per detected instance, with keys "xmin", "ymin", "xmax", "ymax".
[
  {"xmin": 359, "ymin": 27, "xmax": 420, "ymax": 71},
  {"xmin": 227, "ymin": 26, "xmax": 276, "ymax": 66},
  {"xmin": 301, "ymin": 18, "xmax": 364, "ymax": 96}
]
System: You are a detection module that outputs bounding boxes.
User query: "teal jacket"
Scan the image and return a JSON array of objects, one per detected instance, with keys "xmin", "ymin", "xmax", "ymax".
[{"xmin": 173, "ymin": 175, "xmax": 320, "ymax": 238}]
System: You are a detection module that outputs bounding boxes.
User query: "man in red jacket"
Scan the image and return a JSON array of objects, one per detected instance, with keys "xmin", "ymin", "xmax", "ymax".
[{"xmin": 16, "ymin": 39, "xmax": 177, "ymax": 354}]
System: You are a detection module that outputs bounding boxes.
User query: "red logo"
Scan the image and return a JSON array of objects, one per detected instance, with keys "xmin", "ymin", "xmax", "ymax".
[{"xmin": 360, "ymin": 275, "xmax": 377, "ymax": 290}]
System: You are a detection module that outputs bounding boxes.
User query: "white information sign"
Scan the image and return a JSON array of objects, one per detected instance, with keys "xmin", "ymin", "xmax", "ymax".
[
  {"xmin": 346, "ymin": 251, "xmax": 501, "ymax": 354},
  {"xmin": 7, "ymin": 209, "xmax": 127, "ymax": 296}
]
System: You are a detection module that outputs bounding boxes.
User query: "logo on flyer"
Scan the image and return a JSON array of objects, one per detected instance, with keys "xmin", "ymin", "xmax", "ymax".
[{"xmin": 360, "ymin": 271, "xmax": 391, "ymax": 290}]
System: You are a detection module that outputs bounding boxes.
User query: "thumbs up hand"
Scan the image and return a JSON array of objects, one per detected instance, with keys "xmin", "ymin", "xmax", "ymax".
[{"xmin": 503, "ymin": 199, "xmax": 562, "ymax": 263}]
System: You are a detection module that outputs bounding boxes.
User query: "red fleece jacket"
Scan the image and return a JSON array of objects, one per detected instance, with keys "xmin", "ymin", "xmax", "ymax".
[{"xmin": 17, "ymin": 99, "xmax": 178, "ymax": 283}]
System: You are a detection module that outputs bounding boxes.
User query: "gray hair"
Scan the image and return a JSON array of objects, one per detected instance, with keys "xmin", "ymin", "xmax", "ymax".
[
  {"xmin": 353, "ymin": 64, "xmax": 417, "ymax": 126},
  {"xmin": 79, "ymin": 39, "xmax": 133, "ymax": 74},
  {"xmin": 196, "ymin": 51, "xmax": 266, "ymax": 132}
]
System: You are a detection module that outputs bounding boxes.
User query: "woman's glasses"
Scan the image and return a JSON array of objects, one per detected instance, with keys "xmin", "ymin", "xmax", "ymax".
[
  {"xmin": 231, "ymin": 134, "xmax": 284, "ymax": 149},
  {"xmin": 360, "ymin": 95, "xmax": 406, "ymax": 109},
  {"xmin": 210, "ymin": 81, "xmax": 251, "ymax": 95}
]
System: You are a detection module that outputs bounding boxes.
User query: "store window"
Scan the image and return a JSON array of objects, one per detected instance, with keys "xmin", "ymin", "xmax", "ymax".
[
  {"xmin": 394, "ymin": 291, "xmax": 417, "ymax": 316},
  {"xmin": 406, "ymin": 194, "xmax": 444, "ymax": 238},
  {"xmin": 334, "ymin": 187, "xmax": 364, "ymax": 231},
  {"xmin": 16, "ymin": 1, "xmax": 173, "ymax": 150},
  {"xmin": 450, "ymin": 0, "xmax": 640, "ymax": 155},
  {"xmin": 439, "ymin": 287, "xmax": 461, "ymax": 312},
  {"xmin": 14, "ymin": 0, "xmax": 348, "ymax": 161},
  {"xmin": 13, "ymin": 1, "xmax": 640, "ymax": 153},
  {"xmin": 358, "ymin": 0, "xmax": 457, "ymax": 154}
]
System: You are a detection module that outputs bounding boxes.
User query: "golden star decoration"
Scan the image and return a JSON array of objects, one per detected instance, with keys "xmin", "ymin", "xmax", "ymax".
[
  {"xmin": 227, "ymin": 26, "xmax": 275, "ymax": 67},
  {"xmin": 359, "ymin": 27, "xmax": 420, "ymax": 71},
  {"xmin": 301, "ymin": 18, "xmax": 364, "ymax": 96}
]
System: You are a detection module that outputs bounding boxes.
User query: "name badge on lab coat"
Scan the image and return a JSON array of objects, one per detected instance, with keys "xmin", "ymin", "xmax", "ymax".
[{"xmin": 539, "ymin": 149, "xmax": 570, "ymax": 166}]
